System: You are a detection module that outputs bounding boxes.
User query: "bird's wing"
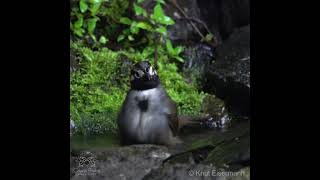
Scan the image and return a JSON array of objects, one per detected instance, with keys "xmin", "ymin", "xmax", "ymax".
[{"xmin": 164, "ymin": 95, "xmax": 179, "ymax": 136}]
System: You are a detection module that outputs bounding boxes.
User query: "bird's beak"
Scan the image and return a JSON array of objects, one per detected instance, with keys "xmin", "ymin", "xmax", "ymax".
[{"xmin": 147, "ymin": 66, "xmax": 154, "ymax": 80}]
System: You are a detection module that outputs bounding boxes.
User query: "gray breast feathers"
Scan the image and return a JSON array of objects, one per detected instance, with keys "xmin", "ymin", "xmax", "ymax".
[{"xmin": 117, "ymin": 86, "xmax": 177, "ymax": 144}]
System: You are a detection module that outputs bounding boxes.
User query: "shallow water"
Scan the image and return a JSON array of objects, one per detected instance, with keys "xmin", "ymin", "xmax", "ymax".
[
  {"xmin": 70, "ymin": 133, "xmax": 120, "ymax": 150},
  {"xmin": 70, "ymin": 121, "xmax": 249, "ymax": 152}
]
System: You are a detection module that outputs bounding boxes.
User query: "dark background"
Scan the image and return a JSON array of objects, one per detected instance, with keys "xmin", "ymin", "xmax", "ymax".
[{"xmin": 1, "ymin": 0, "xmax": 315, "ymax": 179}]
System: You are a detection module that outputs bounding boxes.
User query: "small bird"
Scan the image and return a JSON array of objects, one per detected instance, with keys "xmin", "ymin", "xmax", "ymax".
[
  {"xmin": 117, "ymin": 61, "xmax": 209, "ymax": 146},
  {"xmin": 117, "ymin": 61, "xmax": 180, "ymax": 146}
]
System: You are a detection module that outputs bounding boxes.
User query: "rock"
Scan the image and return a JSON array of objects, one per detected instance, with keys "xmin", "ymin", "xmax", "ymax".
[
  {"xmin": 204, "ymin": 25, "xmax": 250, "ymax": 117},
  {"xmin": 139, "ymin": 0, "xmax": 249, "ymax": 44},
  {"xmin": 182, "ymin": 43, "xmax": 215, "ymax": 86},
  {"xmin": 143, "ymin": 163, "xmax": 250, "ymax": 180},
  {"xmin": 143, "ymin": 163, "xmax": 216, "ymax": 180},
  {"xmin": 70, "ymin": 145, "xmax": 171, "ymax": 180},
  {"xmin": 201, "ymin": 94, "xmax": 231, "ymax": 130},
  {"xmin": 140, "ymin": 0, "xmax": 203, "ymax": 43},
  {"xmin": 70, "ymin": 125, "xmax": 250, "ymax": 180},
  {"xmin": 197, "ymin": 0, "xmax": 250, "ymax": 41},
  {"xmin": 171, "ymin": 122, "xmax": 250, "ymax": 169},
  {"xmin": 166, "ymin": 0, "xmax": 202, "ymax": 43}
]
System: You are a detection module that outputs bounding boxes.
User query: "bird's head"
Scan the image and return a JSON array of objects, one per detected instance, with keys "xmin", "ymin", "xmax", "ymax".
[{"xmin": 130, "ymin": 61, "xmax": 160, "ymax": 90}]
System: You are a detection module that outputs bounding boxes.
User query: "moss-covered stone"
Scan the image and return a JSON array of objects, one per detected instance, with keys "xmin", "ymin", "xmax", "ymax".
[{"xmin": 70, "ymin": 41, "xmax": 205, "ymax": 135}]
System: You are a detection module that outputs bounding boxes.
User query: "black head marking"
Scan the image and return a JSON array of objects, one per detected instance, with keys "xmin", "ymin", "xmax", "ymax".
[{"xmin": 131, "ymin": 61, "xmax": 160, "ymax": 90}]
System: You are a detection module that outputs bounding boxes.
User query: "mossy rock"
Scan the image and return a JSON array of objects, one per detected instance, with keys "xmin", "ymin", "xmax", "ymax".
[
  {"xmin": 201, "ymin": 94, "xmax": 225, "ymax": 116},
  {"xmin": 70, "ymin": 41, "xmax": 205, "ymax": 135}
]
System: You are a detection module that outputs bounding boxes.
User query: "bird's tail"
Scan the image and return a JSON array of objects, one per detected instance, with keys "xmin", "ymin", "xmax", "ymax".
[{"xmin": 178, "ymin": 114, "xmax": 214, "ymax": 130}]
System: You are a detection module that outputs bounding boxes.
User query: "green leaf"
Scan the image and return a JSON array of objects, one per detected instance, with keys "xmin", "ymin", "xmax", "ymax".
[
  {"xmin": 117, "ymin": 35, "xmax": 125, "ymax": 42},
  {"xmin": 130, "ymin": 21, "xmax": 140, "ymax": 34},
  {"xmin": 90, "ymin": 2, "xmax": 101, "ymax": 16},
  {"xmin": 137, "ymin": 0, "xmax": 144, "ymax": 4},
  {"xmin": 166, "ymin": 39, "xmax": 174, "ymax": 55},
  {"xmin": 174, "ymin": 56, "xmax": 184, "ymax": 63},
  {"xmin": 119, "ymin": 17, "xmax": 132, "ymax": 25},
  {"xmin": 99, "ymin": 36, "xmax": 108, "ymax": 44},
  {"xmin": 87, "ymin": 17, "xmax": 99, "ymax": 34},
  {"xmin": 135, "ymin": 22, "xmax": 153, "ymax": 31},
  {"xmin": 151, "ymin": 3, "xmax": 175, "ymax": 25},
  {"xmin": 142, "ymin": 47, "xmax": 155, "ymax": 58},
  {"xmin": 175, "ymin": 46, "xmax": 184, "ymax": 55},
  {"xmin": 74, "ymin": 28, "xmax": 85, "ymax": 37},
  {"xmin": 90, "ymin": 34, "xmax": 97, "ymax": 42},
  {"xmin": 152, "ymin": 3, "xmax": 164, "ymax": 21},
  {"xmin": 79, "ymin": 0, "xmax": 88, "ymax": 13},
  {"xmin": 128, "ymin": 35, "xmax": 134, "ymax": 41},
  {"xmin": 122, "ymin": 29, "xmax": 130, "ymax": 34},
  {"xmin": 203, "ymin": 33, "xmax": 213, "ymax": 42},
  {"xmin": 157, "ymin": 0, "xmax": 165, "ymax": 4},
  {"xmin": 162, "ymin": 16, "xmax": 175, "ymax": 25},
  {"xmin": 134, "ymin": 3, "xmax": 147, "ymax": 17},
  {"xmin": 74, "ymin": 15, "xmax": 84, "ymax": 28},
  {"xmin": 166, "ymin": 39, "xmax": 184, "ymax": 60},
  {"xmin": 155, "ymin": 26, "xmax": 167, "ymax": 36},
  {"xmin": 89, "ymin": 0, "xmax": 102, "ymax": 3}
]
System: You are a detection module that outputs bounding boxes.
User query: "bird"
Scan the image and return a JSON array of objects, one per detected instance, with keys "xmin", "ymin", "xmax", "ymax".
[{"xmin": 117, "ymin": 60, "xmax": 210, "ymax": 146}]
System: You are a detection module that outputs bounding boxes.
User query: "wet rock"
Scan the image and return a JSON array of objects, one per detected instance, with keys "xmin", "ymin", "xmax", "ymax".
[
  {"xmin": 143, "ymin": 163, "xmax": 216, "ymax": 180},
  {"xmin": 204, "ymin": 25, "xmax": 250, "ymax": 117},
  {"xmin": 161, "ymin": 122, "xmax": 249, "ymax": 171},
  {"xmin": 204, "ymin": 133, "xmax": 250, "ymax": 169},
  {"xmin": 185, "ymin": 122, "xmax": 250, "ymax": 168},
  {"xmin": 143, "ymin": 163, "xmax": 250, "ymax": 180},
  {"xmin": 140, "ymin": 0, "xmax": 249, "ymax": 44},
  {"xmin": 70, "ymin": 125, "xmax": 250, "ymax": 180},
  {"xmin": 197, "ymin": 0, "xmax": 250, "ymax": 41},
  {"xmin": 166, "ymin": 0, "xmax": 202, "ymax": 43},
  {"xmin": 140, "ymin": 0, "xmax": 203, "ymax": 43},
  {"xmin": 70, "ymin": 145, "xmax": 171, "ymax": 180},
  {"xmin": 201, "ymin": 94, "xmax": 231, "ymax": 130},
  {"xmin": 182, "ymin": 43, "xmax": 214, "ymax": 85}
]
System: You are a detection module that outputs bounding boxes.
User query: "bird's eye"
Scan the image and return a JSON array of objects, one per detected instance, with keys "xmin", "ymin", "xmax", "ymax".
[{"xmin": 134, "ymin": 71, "xmax": 143, "ymax": 78}]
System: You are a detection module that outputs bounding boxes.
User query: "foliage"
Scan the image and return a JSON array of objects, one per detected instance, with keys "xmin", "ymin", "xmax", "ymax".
[
  {"xmin": 70, "ymin": 0, "xmax": 184, "ymax": 62},
  {"xmin": 157, "ymin": 59, "xmax": 205, "ymax": 116},
  {"xmin": 70, "ymin": 0, "xmax": 129, "ymax": 45},
  {"xmin": 70, "ymin": 41, "xmax": 205, "ymax": 135},
  {"xmin": 118, "ymin": 0, "xmax": 184, "ymax": 62},
  {"xmin": 70, "ymin": 0, "xmax": 206, "ymax": 135},
  {"xmin": 70, "ymin": 42, "xmax": 129, "ymax": 134}
]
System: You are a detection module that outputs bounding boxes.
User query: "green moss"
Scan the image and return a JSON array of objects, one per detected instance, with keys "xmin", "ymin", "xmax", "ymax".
[
  {"xmin": 158, "ymin": 62, "xmax": 205, "ymax": 116},
  {"xmin": 71, "ymin": 41, "xmax": 205, "ymax": 135}
]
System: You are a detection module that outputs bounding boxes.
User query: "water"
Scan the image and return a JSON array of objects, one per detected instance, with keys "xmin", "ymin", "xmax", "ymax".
[
  {"xmin": 70, "ymin": 121, "xmax": 249, "ymax": 152},
  {"xmin": 70, "ymin": 133, "xmax": 120, "ymax": 150}
]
